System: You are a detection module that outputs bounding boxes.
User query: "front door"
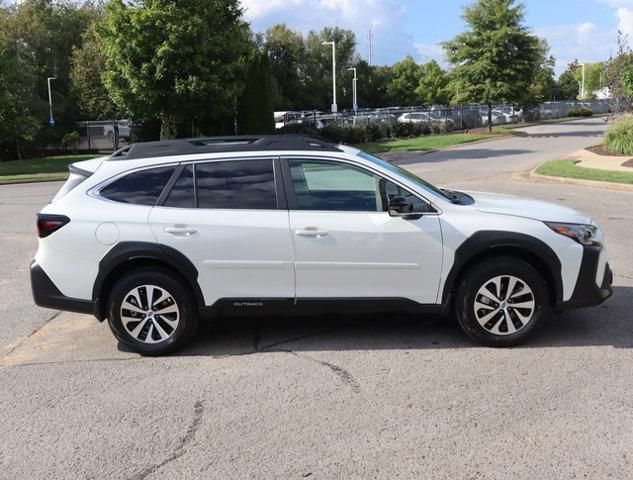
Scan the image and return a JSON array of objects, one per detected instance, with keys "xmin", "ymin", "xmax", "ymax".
[
  {"xmin": 284, "ymin": 157, "xmax": 443, "ymax": 304},
  {"xmin": 149, "ymin": 158, "xmax": 294, "ymax": 306}
]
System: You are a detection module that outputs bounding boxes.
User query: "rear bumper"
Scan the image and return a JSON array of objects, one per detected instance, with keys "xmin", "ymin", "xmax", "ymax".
[
  {"xmin": 30, "ymin": 261, "xmax": 96, "ymax": 315},
  {"xmin": 555, "ymin": 244, "xmax": 613, "ymax": 311}
]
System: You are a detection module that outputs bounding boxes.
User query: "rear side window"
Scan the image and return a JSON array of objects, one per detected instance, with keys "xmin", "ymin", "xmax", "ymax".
[
  {"xmin": 164, "ymin": 165, "xmax": 195, "ymax": 208},
  {"xmin": 195, "ymin": 160, "xmax": 277, "ymax": 209},
  {"xmin": 100, "ymin": 166, "xmax": 175, "ymax": 205}
]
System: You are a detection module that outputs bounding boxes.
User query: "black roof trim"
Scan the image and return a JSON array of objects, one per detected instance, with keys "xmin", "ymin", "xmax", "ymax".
[{"xmin": 109, "ymin": 135, "xmax": 342, "ymax": 160}]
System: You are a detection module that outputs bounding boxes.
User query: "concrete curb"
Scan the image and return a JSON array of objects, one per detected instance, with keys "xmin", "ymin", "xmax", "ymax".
[{"xmin": 525, "ymin": 164, "xmax": 633, "ymax": 192}]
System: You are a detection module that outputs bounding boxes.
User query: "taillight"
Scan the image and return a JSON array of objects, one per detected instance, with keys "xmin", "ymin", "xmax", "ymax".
[{"xmin": 36, "ymin": 214, "xmax": 70, "ymax": 238}]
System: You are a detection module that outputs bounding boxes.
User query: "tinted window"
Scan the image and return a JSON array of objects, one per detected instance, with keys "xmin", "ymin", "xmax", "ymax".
[
  {"xmin": 196, "ymin": 160, "xmax": 276, "ymax": 210},
  {"xmin": 164, "ymin": 165, "xmax": 195, "ymax": 208},
  {"xmin": 289, "ymin": 159, "xmax": 432, "ymax": 213},
  {"xmin": 100, "ymin": 166, "xmax": 175, "ymax": 205}
]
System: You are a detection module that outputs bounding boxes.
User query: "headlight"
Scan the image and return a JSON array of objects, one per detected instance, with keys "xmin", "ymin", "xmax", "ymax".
[{"xmin": 545, "ymin": 222, "xmax": 598, "ymax": 245}]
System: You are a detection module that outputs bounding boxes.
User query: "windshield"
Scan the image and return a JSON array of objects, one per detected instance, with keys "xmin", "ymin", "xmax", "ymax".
[{"xmin": 357, "ymin": 151, "xmax": 452, "ymax": 201}]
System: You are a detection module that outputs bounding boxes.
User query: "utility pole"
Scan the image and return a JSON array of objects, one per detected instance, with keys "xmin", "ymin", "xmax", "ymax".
[
  {"xmin": 322, "ymin": 41, "xmax": 337, "ymax": 113},
  {"xmin": 47, "ymin": 77, "xmax": 55, "ymax": 126},
  {"xmin": 348, "ymin": 67, "xmax": 358, "ymax": 112},
  {"xmin": 368, "ymin": 29, "xmax": 373, "ymax": 66},
  {"xmin": 581, "ymin": 63, "xmax": 586, "ymax": 100}
]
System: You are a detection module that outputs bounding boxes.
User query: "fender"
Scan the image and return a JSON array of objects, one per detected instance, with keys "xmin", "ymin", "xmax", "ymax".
[
  {"xmin": 441, "ymin": 231, "xmax": 563, "ymax": 305},
  {"xmin": 92, "ymin": 241, "xmax": 205, "ymax": 319}
]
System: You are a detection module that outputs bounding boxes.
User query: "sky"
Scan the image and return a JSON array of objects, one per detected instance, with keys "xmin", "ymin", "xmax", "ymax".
[{"xmin": 241, "ymin": 0, "xmax": 633, "ymax": 75}]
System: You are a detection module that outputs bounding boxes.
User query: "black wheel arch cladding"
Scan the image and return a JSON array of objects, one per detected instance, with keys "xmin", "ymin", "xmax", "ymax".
[
  {"xmin": 92, "ymin": 241, "xmax": 205, "ymax": 318},
  {"xmin": 442, "ymin": 230, "xmax": 563, "ymax": 306}
]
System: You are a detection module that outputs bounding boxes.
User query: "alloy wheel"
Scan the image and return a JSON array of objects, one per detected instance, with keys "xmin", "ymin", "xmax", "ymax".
[
  {"xmin": 120, "ymin": 285, "xmax": 180, "ymax": 344},
  {"xmin": 473, "ymin": 275, "xmax": 536, "ymax": 335}
]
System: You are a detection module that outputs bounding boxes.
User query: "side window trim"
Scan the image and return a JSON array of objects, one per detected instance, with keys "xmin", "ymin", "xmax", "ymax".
[
  {"xmin": 280, "ymin": 156, "xmax": 436, "ymax": 214},
  {"xmin": 156, "ymin": 164, "xmax": 186, "ymax": 206}
]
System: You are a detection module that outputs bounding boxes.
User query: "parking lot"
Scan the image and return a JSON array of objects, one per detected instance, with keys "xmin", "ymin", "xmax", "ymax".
[{"xmin": 2, "ymin": 119, "xmax": 633, "ymax": 479}]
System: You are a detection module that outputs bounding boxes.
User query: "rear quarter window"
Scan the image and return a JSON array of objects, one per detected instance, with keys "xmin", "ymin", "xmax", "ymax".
[{"xmin": 100, "ymin": 166, "xmax": 175, "ymax": 205}]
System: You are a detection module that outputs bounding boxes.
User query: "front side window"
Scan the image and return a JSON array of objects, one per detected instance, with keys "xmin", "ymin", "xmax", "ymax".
[
  {"xmin": 196, "ymin": 159, "xmax": 277, "ymax": 210},
  {"xmin": 288, "ymin": 159, "xmax": 432, "ymax": 213},
  {"xmin": 100, "ymin": 166, "xmax": 175, "ymax": 205}
]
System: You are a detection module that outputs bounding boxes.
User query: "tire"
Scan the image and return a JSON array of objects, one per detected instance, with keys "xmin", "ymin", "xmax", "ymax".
[
  {"xmin": 107, "ymin": 269, "xmax": 198, "ymax": 355},
  {"xmin": 107, "ymin": 131, "xmax": 114, "ymax": 143},
  {"xmin": 454, "ymin": 256, "xmax": 549, "ymax": 347}
]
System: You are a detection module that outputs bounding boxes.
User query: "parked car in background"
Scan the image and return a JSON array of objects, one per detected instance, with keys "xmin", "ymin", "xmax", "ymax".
[
  {"xmin": 274, "ymin": 111, "xmax": 303, "ymax": 130},
  {"xmin": 103, "ymin": 120, "xmax": 133, "ymax": 142},
  {"xmin": 397, "ymin": 112, "xmax": 455, "ymax": 128}
]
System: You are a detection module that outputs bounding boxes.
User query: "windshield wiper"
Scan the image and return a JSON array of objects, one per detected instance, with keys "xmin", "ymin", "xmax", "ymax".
[{"xmin": 441, "ymin": 188, "xmax": 461, "ymax": 203}]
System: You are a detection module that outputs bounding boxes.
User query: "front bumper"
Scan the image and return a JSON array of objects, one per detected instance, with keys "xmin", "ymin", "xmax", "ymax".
[
  {"xmin": 555, "ymin": 244, "xmax": 613, "ymax": 311},
  {"xmin": 30, "ymin": 261, "xmax": 96, "ymax": 315}
]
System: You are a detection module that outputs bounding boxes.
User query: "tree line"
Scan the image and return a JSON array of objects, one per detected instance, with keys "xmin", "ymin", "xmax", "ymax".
[{"xmin": 1, "ymin": 0, "xmax": 633, "ymax": 159}]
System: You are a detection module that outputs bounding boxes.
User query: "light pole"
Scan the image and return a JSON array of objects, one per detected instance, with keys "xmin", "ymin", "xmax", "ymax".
[
  {"xmin": 47, "ymin": 77, "xmax": 55, "ymax": 126},
  {"xmin": 580, "ymin": 63, "xmax": 586, "ymax": 100},
  {"xmin": 322, "ymin": 41, "xmax": 337, "ymax": 113},
  {"xmin": 348, "ymin": 67, "xmax": 358, "ymax": 112}
]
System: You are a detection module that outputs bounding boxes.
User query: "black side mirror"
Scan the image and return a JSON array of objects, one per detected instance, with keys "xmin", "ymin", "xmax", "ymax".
[{"xmin": 388, "ymin": 196, "xmax": 413, "ymax": 216}]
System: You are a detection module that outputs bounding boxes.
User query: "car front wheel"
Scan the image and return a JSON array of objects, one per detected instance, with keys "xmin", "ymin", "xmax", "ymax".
[
  {"xmin": 455, "ymin": 257, "xmax": 549, "ymax": 347},
  {"xmin": 107, "ymin": 269, "xmax": 198, "ymax": 355}
]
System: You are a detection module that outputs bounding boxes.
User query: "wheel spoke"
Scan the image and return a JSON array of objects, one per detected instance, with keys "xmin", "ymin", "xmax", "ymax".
[
  {"xmin": 121, "ymin": 300, "xmax": 146, "ymax": 315},
  {"xmin": 128, "ymin": 317, "xmax": 149, "ymax": 339},
  {"xmin": 505, "ymin": 277, "xmax": 518, "ymax": 300},
  {"xmin": 145, "ymin": 322, "xmax": 154, "ymax": 342},
  {"xmin": 154, "ymin": 303, "xmax": 178, "ymax": 315},
  {"xmin": 152, "ymin": 290, "xmax": 170, "ymax": 310},
  {"xmin": 152, "ymin": 319, "xmax": 170, "ymax": 340},
  {"xmin": 475, "ymin": 301, "xmax": 495, "ymax": 311},
  {"xmin": 508, "ymin": 300, "xmax": 534, "ymax": 310},
  {"xmin": 476, "ymin": 307, "xmax": 501, "ymax": 327},
  {"xmin": 504, "ymin": 311, "xmax": 517, "ymax": 334}
]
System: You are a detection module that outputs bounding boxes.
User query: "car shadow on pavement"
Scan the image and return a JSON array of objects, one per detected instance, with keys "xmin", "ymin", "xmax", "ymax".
[{"xmin": 159, "ymin": 286, "xmax": 633, "ymax": 357}]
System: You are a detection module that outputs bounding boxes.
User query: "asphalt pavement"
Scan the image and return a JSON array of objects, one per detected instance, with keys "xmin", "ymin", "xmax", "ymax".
[{"xmin": 1, "ymin": 118, "xmax": 632, "ymax": 479}]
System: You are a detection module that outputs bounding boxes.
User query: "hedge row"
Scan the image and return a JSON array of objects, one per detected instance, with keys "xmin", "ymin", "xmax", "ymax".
[{"xmin": 279, "ymin": 120, "xmax": 455, "ymax": 144}]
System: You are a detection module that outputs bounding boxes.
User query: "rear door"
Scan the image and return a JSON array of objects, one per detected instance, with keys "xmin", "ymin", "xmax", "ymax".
[
  {"xmin": 149, "ymin": 157, "xmax": 295, "ymax": 306},
  {"xmin": 282, "ymin": 157, "xmax": 443, "ymax": 304}
]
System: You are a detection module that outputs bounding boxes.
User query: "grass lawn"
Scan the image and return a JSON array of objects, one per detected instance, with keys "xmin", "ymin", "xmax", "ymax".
[
  {"xmin": 536, "ymin": 159, "xmax": 633, "ymax": 185},
  {"xmin": 356, "ymin": 133, "xmax": 497, "ymax": 154},
  {"xmin": 0, "ymin": 154, "xmax": 100, "ymax": 184}
]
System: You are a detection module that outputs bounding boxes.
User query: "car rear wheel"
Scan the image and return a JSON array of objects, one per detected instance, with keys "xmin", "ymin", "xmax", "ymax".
[
  {"xmin": 107, "ymin": 269, "xmax": 198, "ymax": 355},
  {"xmin": 455, "ymin": 257, "xmax": 549, "ymax": 347}
]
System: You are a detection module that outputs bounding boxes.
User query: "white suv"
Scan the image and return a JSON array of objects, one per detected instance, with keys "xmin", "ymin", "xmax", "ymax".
[{"xmin": 31, "ymin": 135, "xmax": 612, "ymax": 354}]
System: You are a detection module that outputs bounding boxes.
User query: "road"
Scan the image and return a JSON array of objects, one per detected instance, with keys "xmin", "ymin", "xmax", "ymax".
[{"xmin": 1, "ymin": 118, "xmax": 632, "ymax": 479}]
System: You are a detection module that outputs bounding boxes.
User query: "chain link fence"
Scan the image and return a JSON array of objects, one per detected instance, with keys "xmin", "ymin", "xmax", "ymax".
[{"xmin": 73, "ymin": 99, "xmax": 617, "ymax": 153}]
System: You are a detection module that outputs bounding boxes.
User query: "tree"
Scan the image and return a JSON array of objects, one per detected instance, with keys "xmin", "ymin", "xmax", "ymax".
[
  {"xmin": 603, "ymin": 32, "xmax": 633, "ymax": 113},
  {"xmin": 526, "ymin": 41, "xmax": 557, "ymax": 105},
  {"xmin": 263, "ymin": 24, "xmax": 306, "ymax": 110},
  {"xmin": 96, "ymin": 0, "xmax": 251, "ymax": 139},
  {"xmin": 443, "ymin": 0, "xmax": 542, "ymax": 130},
  {"xmin": 0, "ymin": 40, "xmax": 39, "ymax": 159},
  {"xmin": 415, "ymin": 60, "xmax": 450, "ymax": 106},
  {"xmin": 70, "ymin": 25, "xmax": 119, "ymax": 120},
  {"xmin": 237, "ymin": 53, "xmax": 274, "ymax": 134},
  {"xmin": 387, "ymin": 56, "xmax": 422, "ymax": 106},
  {"xmin": 355, "ymin": 61, "xmax": 392, "ymax": 108},
  {"xmin": 556, "ymin": 61, "xmax": 581, "ymax": 100},
  {"xmin": 0, "ymin": 0, "xmax": 99, "ymax": 127}
]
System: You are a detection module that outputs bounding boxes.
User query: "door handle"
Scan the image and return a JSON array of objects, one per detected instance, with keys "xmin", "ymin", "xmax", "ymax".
[
  {"xmin": 295, "ymin": 227, "xmax": 329, "ymax": 238},
  {"xmin": 164, "ymin": 226, "xmax": 198, "ymax": 236}
]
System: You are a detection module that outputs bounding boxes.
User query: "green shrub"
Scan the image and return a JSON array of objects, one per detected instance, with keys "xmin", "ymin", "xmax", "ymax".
[
  {"xmin": 62, "ymin": 131, "xmax": 81, "ymax": 153},
  {"xmin": 605, "ymin": 116, "xmax": 633, "ymax": 155},
  {"xmin": 567, "ymin": 107, "xmax": 593, "ymax": 117},
  {"xmin": 442, "ymin": 121, "xmax": 455, "ymax": 134},
  {"xmin": 319, "ymin": 124, "xmax": 369, "ymax": 144}
]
